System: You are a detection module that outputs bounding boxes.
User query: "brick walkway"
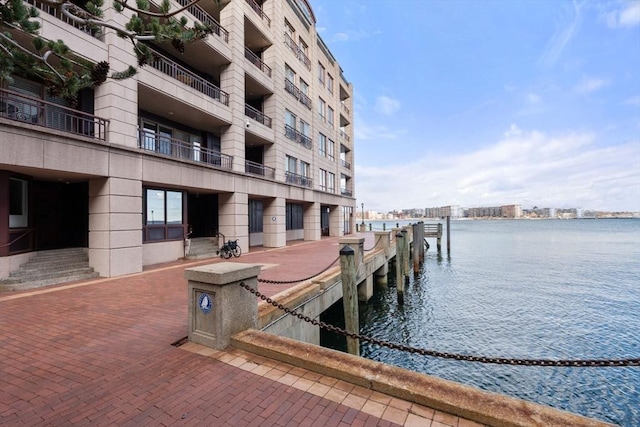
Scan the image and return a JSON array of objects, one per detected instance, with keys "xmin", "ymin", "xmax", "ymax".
[{"xmin": 0, "ymin": 236, "xmax": 481, "ymax": 426}]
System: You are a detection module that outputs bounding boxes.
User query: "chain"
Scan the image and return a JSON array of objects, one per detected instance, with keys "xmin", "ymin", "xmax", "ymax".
[
  {"xmin": 239, "ymin": 282, "xmax": 640, "ymax": 368},
  {"xmin": 257, "ymin": 255, "xmax": 340, "ymax": 285},
  {"xmin": 363, "ymin": 235, "xmax": 381, "ymax": 252}
]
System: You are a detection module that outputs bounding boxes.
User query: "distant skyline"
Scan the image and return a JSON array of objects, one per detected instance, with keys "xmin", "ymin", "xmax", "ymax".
[{"xmin": 311, "ymin": 0, "xmax": 640, "ymax": 212}]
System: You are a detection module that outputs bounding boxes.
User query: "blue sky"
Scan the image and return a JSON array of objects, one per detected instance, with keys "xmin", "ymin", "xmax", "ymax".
[{"xmin": 310, "ymin": 0, "xmax": 640, "ymax": 213}]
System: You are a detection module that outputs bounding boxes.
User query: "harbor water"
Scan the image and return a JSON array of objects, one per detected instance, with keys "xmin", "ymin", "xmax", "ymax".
[{"xmin": 324, "ymin": 218, "xmax": 640, "ymax": 426}]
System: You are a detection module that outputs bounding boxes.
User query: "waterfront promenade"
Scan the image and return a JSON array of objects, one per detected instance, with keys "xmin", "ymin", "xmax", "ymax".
[{"xmin": 0, "ymin": 235, "xmax": 483, "ymax": 427}]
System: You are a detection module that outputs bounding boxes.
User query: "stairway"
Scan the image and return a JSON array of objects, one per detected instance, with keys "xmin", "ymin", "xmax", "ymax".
[
  {"xmin": 186, "ymin": 237, "xmax": 220, "ymax": 259},
  {"xmin": 0, "ymin": 248, "xmax": 100, "ymax": 292}
]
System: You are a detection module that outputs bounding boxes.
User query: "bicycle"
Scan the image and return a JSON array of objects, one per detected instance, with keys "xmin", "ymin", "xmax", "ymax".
[{"xmin": 216, "ymin": 232, "xmax": 242, "ymax": 259}]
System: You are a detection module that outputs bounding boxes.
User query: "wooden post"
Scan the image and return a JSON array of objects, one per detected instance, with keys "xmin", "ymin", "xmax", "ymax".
[
  {"xmin": 447, "ymin": 215, "xmax": 451, "ymax": 255},
  {"xmin": 395, "ymin": 232, "xmax": 404, "ymax": 305},
  {"xmin": 437, "ymin": 223, "xmax": 443, "ymax": 253},
  {"xmin": 339, "ymin": 245, "xmax": 359, "ymax": 355},
  {"xmin": 383, "ymin": 223, "xmax": 386, "ymax": 231},
  {"xmin": 412, "ymin": 223, "xmax": 420, "ymax": 275},
  {"xmin": 401, "ymin": 229, "xmax": 410, "ymax": 285},
  {"xmin": 418, "ymin": 221, "xmax": 425, "ymax": 263}
]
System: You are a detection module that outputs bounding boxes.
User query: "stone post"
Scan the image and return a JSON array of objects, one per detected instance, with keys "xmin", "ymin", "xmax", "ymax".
[{"xmin": 185, "ymin": 262, "xmax": 261, "ymax": 349}]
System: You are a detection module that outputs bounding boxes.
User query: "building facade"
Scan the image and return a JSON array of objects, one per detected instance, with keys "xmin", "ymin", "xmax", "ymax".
[{"xmin": 0, "ymin": 0, "xmax": 355, "ymax": 279}]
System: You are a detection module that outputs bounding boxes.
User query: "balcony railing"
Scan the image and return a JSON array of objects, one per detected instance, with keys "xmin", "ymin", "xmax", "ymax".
[
  {"xmin": 339, "ymin": 129, "xmax": 351, "ymax": 142},
  {"xmin": 341, "ymin": 101, "xmax": 350, "ymax": 115},
  {"xmin": 138, "ymin": 128, "xmax": 233, "ymax": 169},
  {"xmin": 341, "ymin": 188, "xmax": 353, "ymax": 197},
  {"xmin": 340, "ymin": 159, "xmax": 351, "ymax": 170},
  {"xmin": 284, "ymin": 124, "xmax": 312, "ymax": 149},
  {"xmin": 283, "ymin": 33, "xmax": 311, "ymax": 70},
  {"xmin": 24, "ymin": 0, "xmax": 102, "ymax": 39},
  {"xmin": 148, "ymin": 48, "xmax": 229, "ymax": 105},
  {"xmin": 284, "ymin": 79, "xmax": 312, "ymax": 110},
  {"xmin": 244, "ymin": 48, "xmax": 272, "ymax": 78},
  {"xmin": 0, "ymin": 88, "xmax": 108, "ymax": 140},
  {"xmin": 245, "ymin": 104, "xmax": 272, "ymax": 128},
  {"xmin": 285, "ymin": 171, "xmax": 312, "ymax": 188},
  {"xmin": 245, "ymin": 0, "xmax": 271, "ymax": 26},
  {"xmin": 245, "ymin": 160, "xmax": 275, "ymax": 178},
  {"xmin": 174, "ymin": 0, "xmax": 229, "ymax": 42}
]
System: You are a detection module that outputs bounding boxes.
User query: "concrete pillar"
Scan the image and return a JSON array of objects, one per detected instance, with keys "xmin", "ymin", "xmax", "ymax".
[
  {"xmin": 185, "ymin": 262, "xmax": 261, "ymax": 349},
  {"xmin": 304, "ymin": 202, "xmax": 321, "ymax": 241},
  {"xmin": 339, "ymin": 245, "xmax": 359, "ymax": 356},
  {"xmin": 218, "ymin": 192, "xmax": 248, "ymax": 253},
  {"xmin": 262, "ymin": 197, "xmax": 285, "ymax": 248},
  {"xmin": 329, "ymin": 205, "xmax": 343, "ymax": 237},
  {"xmin": 373, "ymin": 231, "xmax": 391, "ymax": 286}
]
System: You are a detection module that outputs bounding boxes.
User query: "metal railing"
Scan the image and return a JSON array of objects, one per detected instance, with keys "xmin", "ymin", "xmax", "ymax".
[
  {"xmin": 0, "ymin": 88, "xmax": 108, "ymax": 140},
  {"xmin": 148, "ymin": 48, "xmax": 229, "ymax": 105},
  {"xmin": 138, "ymin": 128, "xmax": 233, "ymax": 169},
  {"xmin": 339, "ymin": 129, "xmax": 351, "ymax": 142},
  {"xmin": 283, "ymin": 33, "xmax": 311, "ymax": 70},
  {"xmin": 285, "ymin": 171, "xmax": 312, "ymax": 188},
  {"xmin": 174, "ymin": 0, "xmax": 229, "ymax": 42},
  {"xmin": 24, "ymin": 0, "xmax": 102, "ymax": 39},
  {"xmin": 341, "ymin": 188, "xmax": 353, "ymax": 197},
  {"xmin": 245, "ymin": 104, "xmax": 272, "ymax": 128},
  {"xmin": 341, "ymin": 159, "xmax": 351, "ymax": 170},
  {"xmin": 284, "ymin": 79, "xmax": 312, "ymax": 110},
  {"xmin": 245, "ymin": 0, "xmax": 271, "ymax": 26},
  {"xmin": 284, "ymin": 124, "xmax": 312, "ymax": 149},
  {"xmin": 244, "ymin": 48, "xmax": 272, "ymax": 77},
  {"xmin": 245, "ymin": 160, "xmax": 275, "ymax": 178},
  {"xmin": 341, "ymin": 101, "xmax": 350, "ymax": 115}
]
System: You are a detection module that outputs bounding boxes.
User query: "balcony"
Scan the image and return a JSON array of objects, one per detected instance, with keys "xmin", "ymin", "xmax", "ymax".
[
  {"xmin": 24, "ymin": 0, "xmax": 102, "ymax": 39},
  {"xmin": 245, "ymin": 160, "xmax": 275, "ymax": 179},
  {"xmin": 339, "ymin": 128, "xmax": 351, "ymax": 142},
  {"xmin": 284, "ymin": 79, "xmax": 312, "ymax": 110},
  {"xmin": 174, "ymin": 0, "xmax": 229, "ymax": 43},
  {"xmin": 0, "ymin": 88, "xmax": 108, "ymax": 140},
  {"xmin": 245, "ymin": 0, "xmax": 271, "ymax": 27},
  {"xmin": 284, "ymin": 125, "xmax": 312, "ymax": 149},
  {"xmin": 245, "ymin": 48, "xmax": 272, "ymax": 78},
  {"xmin": 283, "ymin": 33, "xmax": 311, "ymax": 70},
  {"xmin": 138, "ymin": 128, "xmax": 233, "ymax": 170},
  {"xmin": 148, "ymin": 48, "xmax": 229, "ymax": 105},
  {"xmin": 285, "ymin": 171, "xmax": 312, "ymax": 188},
  {"xmin": 341, "ymin": 101, "xmax": 350, "ymax": 115},
  {"xmin": 340, "ymin": 159, "xmax": 351, "ymax": 170},
  {"xmin": 245, "ymin": 104, "xmax": 272, "ymax": 128},
  {"xmin": 341, "ymin": 188, "xmax": 353, "ymax": 197}
]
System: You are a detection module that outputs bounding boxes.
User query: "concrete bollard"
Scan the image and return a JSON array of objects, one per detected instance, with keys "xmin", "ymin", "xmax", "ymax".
[
  {"xmin": 395, "ymin": 232, "xmax": 404, "ymax": 306},
  {"xmin": 185, "ymin": 262, "xmax": 261, "ymax": 349},
  {"xmin": 339, "ymin": 245, "xmax": 360, "ymax": 356}
]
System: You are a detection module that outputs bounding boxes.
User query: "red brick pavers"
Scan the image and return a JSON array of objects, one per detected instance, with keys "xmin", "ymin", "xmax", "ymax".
[{"xmin": 0, "ymin": 237, "xmax": 406, "ymax": 426}]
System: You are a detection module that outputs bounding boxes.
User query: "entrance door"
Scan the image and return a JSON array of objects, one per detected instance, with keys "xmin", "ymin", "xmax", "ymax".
[
  {"xmin": 187, "ymin": 194, "xmax": 218, "ymax": 237},
  {"xmin": 321, "ymin": 206, "xmax": 330, "ymax": 236}
]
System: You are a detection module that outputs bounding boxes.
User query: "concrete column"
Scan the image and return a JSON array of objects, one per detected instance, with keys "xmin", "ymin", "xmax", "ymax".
[
  {"xmin": 304, "ymin": 202, "xmax": 321, "ymax": 241},
  {"xmin": 218, "ymin": 192, "xmax": 249, "ymax": 252},
  {"xmin": 88, "ymin": 177, "xmax": 142, "ymax": 277},
  {"xmin": 185, "ymin": 262, "xmax": 261, "ymax": 349},
  {"xmin": 373, "ymin": 231, "xmax": 390, "ymax": 286},
  {"xmin": 263, "ymin": 197, "xmax": 286, "ymax": 248},
  {"xmin": 329, "ymin": 206, "xmax": 343, "ymax": 237}
]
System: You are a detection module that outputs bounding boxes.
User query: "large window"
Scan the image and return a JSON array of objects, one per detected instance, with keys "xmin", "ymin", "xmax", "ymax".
[
  {"xmin": 318, "ymin": 133, "xmax": 327, "ymax": 157},
  {"xmin": 327, "ymin": 138, "xmax": 335, "ymax": 160},
  {"xmin": 286, "ymin": 203, "xmax": 303, "ymax": 230},
  {"xmin": 319, "ymin": 168, "xmax": 327, "ymax": 191},
  {"xmin": 327, "ymin": 106, "xmax": 334, "ymax": 127},
  {"xmin": 9, "ymin": 178, "xmax": 28, "ymax": 228},
  {"xmin": 318, "ymin": 97, "xmax": 326, "ymax": 121},
  {"xmin": 328, "ymin": 172, "xmax": 336, "ymax": 193},
  {"xmin": 318, "ymin": 62, "xmax": 325, "ymax": 86},
  {"xmin": 249, "ymin": 200, "xmax": 263, "ymax": 233},
  {"xmin": 144, "ymin": 188, "xmax": 185, "ymax": 241},
  {"xmin": 327, "ymin": 74, "xmax": 334, "ymax": 94}
]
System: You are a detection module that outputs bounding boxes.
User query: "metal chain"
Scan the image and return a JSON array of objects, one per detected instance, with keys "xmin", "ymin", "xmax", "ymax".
[
  {"xmin": 239, "ymin": 282, "xmax": 640, "ymax": 367},
  {"xmin": 363, "ymin": 236, "xmax": 381, "ymax": 252},
  {"xmin": 257, "ymin": 255, "xmax": 340, "ymax": 285}
]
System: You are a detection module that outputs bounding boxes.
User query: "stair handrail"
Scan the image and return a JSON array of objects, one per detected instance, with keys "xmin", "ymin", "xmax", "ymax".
[{"xmin": 1, "ymin": 228, "xmax": 34, "ymax": 248}]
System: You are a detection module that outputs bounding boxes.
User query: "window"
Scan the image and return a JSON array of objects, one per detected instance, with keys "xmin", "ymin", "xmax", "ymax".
[
  {"xmin": 300, "ymin": 161, "xmax": 310, "ymax": 178},
  {"xmin": 318, "ymin": 62, "xmax": 325, "ymax": 86},
  {"xmin": 327, "ymin": 106, "xmax": 334, "ymax": 127},
  {"xmin": 285, "ymin": 110, "xmax": 297, "ymax": 128},
  {"xmin": 300, "ymin": 119, "xmax": 310, "ymax": 138},
  {"xmin": 249, "ymin": 200, "xmax": 263, "ymax": 233},
  {"xmin": 285, "ymin": 64, "xmax": 295, "ymax": 83},
  {"xmin": 286, "ymin": 155, "xmax": 297, "ymax": 173},
  {"xmin": 327, "ymin": 74, "xmax": 334, "ymax": 94},
  {"xmin": 300, "ymin": 79, "xmax": 309, "ymax": 96},
  {"xmin": 144, "ymin": 189, "xmax": 184, "ymax": 241},
  {"xmin": 285, "ymin": 19, "xmax": 295, "ymax": 38},
  {"xmin": 9, "ymin": 178, "xmax": 28, "ymax": 228},
  {"xmin": 286, "ymin": 203, "xmax": 303, "ymax": 230},
  {"xmin": 318, "ymin": 133, "xmax": 327, "ymax": 157},
  {"xmin": 327, "ymin": 138, "xmax": 335, "ymax": 160},
  {"xmin": 328, "ymin": 172, "xmax": 336, "ymax": 193},
  {"xmin": 299, "ymin": 38, "xmax": 308, "ymax": 56},
  {"xmin": 318, "ymin": 98, "xmax": 326, "ymax": 121},
  {"xmin": 319, "ymin": 169, "xmax": 327, "ymax": 191}
]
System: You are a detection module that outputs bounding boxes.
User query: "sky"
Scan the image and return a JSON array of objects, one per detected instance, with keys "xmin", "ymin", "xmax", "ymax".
[{"xmin": 309, "ymin": 0, "xmax": 640, "ymax": 213}]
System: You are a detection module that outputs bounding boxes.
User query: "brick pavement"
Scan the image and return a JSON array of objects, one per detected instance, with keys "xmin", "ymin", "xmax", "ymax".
[{"xmin": 0, "ymin": 236, "xmax": 480, "ymax": 426}]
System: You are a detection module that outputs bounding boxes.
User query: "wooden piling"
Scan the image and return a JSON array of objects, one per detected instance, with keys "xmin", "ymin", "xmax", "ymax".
[
  {"xmin": 339, "ymin": 245, "xmax": 359, "ymax": 355},
  {"xmin": 395, "ymin": 232, "xmax": 404, "ymax": 305},
  {"xmin": 401, "ymin": 229, "xmax": 410, "ymax": 285},
  {"xmin": 412, "ymin": 223, "xmax": 420, "ymax": 275},
  {"xmin": 437, "ymin": 223, "xmax": 443, "ymax": 253},
  {"xmin": 447, "ymin": 215, "xmax": 451, "ymax": 255}
]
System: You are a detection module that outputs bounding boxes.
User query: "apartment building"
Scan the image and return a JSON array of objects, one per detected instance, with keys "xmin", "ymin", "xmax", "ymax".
[{"xmin": 0, "ymin": 0, "xmax": 355, "ymax": 279}]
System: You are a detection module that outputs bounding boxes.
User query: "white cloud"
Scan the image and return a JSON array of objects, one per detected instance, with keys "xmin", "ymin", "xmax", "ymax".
[
  {"xmin": 605, "ymin": 1, "xmax": 640, "ymax": 28},
  {"xmin": 539, "ymin": 0, "xmax": 582, "ymax": 67},
  {"xmin": 356, "ymin": 127, "xmax": 640, "ymax": 213},
  {"xmin": 623, "ymin": 95, "xmax": 640, "ymax": 106},
  {"xmin": 574, "ymin": 77, "xmax": 609, "ymax": 93},
  {"xmin": 329, "ymin": 29, "xmax": 382, "ymax": 43},
  {"xmin": 374, "ymin": 96, "xmax": 400, "ymax": 115}
]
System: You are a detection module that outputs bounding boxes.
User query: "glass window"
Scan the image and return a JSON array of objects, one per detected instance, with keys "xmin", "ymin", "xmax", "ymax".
[
  {"xmin": 318, "ymin": 62, "xmax": 325, "ymax": 85},
  {"xmin": 9, "ymin": 178, "xmax": 28, "ymax": 228},
  {"xmin": 328, "ymin": 172, "xmax": 335, "ymax": 193},
  {"xmin": 319, "ymin": 168, "xmax": 327, "ymax": 191},
  {"xmin": 159, "ymin": 127, "xmax": 172, "ymax": 155},
  {"xmin": 285, "ymin": 110, "xmax": 297, "ymax": 128},
  {"xmin": 286, "ymin": 155, "xmax": 297, "ymax": 173},
  {"xmin": 166, "ymin": 191, "xmax": 182, "ymax": 224},
  {"xmin": 300, "ymin": 119, "xmax": 310, "ymax": 137},
  {"xmin": 318, "ymin": 133, "xmax": 326, "ymax": 157},
  {"xmin": 327, "ymin": 106, "xmax": 334, "ymax": 126},
  {"xmin": 146, "ymin": 189, "xmax": 165, "ymax": 225},
  {"xmin": 328, "ymin": 139, "xmax": 335, "ymax": 160},
  {"xmin": 300, "ymin": 79, "xmax": 309, "ymax": 96},
  {"xmin": 318, "ymin": 98, "xmax": 326, "ymax": 121},
  {"xmin": 300, "ymin": 161, "xmax": 310, "ymax": 177},
  {"xmin": 285, "ymin": 65, "xmax": 295, "ymax": 83},
  {"xmin": 327, "ymin": 74, "xmax": 334, "ymax": 94}
]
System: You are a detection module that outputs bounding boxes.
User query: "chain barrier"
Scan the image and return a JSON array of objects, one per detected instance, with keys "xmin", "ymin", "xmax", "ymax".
[
  {"xmin": 256, "ymin": 255, "xmax": 340, "ymax": 285},
  {"xmin": 239, "ymin": 282, "xmax": 640, "ymax": 368},
  {"xmin": 363, "ymin": 235, "xmax": 381, "ymax": 252}
]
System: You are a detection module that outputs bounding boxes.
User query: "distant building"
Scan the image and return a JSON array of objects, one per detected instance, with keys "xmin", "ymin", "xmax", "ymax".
[
  {"xmin": 501, "ymin": 205, "xmax": 522, "ymax": 218},
  {"xmin": 424, "ymin": 205, "xmax": 462, "ymax": 218}
]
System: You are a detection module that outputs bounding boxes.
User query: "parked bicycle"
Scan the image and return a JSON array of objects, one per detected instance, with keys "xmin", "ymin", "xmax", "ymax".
[{"xmin": 216, "ymin": 232, "xmax": 242, "ymax": 259}]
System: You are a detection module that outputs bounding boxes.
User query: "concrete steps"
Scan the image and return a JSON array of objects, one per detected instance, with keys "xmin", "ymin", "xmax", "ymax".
[
  {"xmin": 186, "ymin": 237, "xmax": 219, "ymax": 259},
  {"xmin": 0, "ymin": 248, "xmax": 100, "ymax": 292}
]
